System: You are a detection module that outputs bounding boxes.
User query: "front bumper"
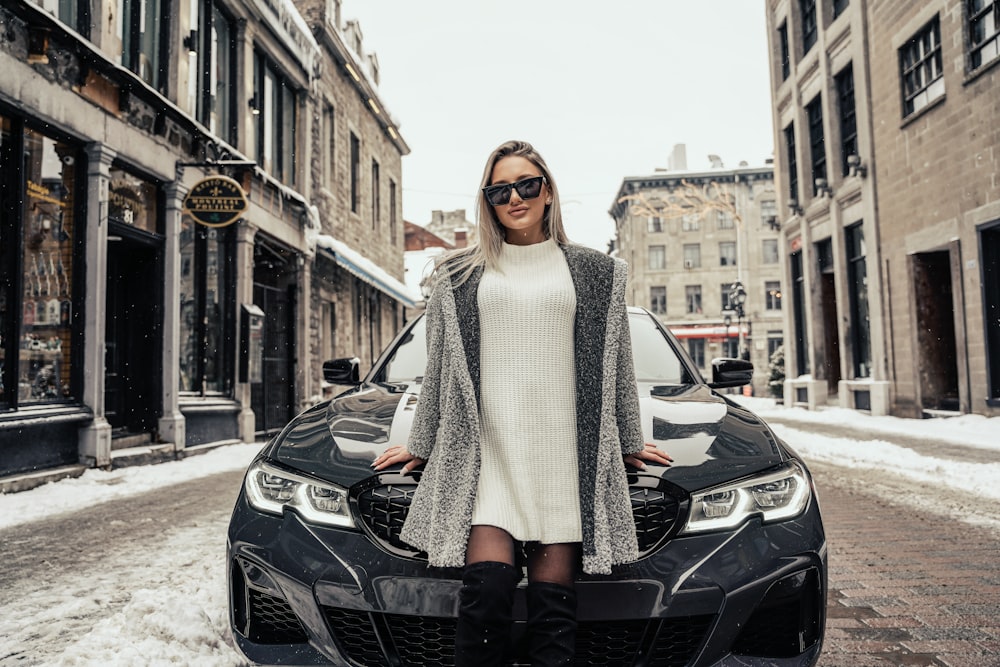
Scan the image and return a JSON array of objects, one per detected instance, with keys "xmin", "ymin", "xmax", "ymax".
[{"xmin": 227, "ymin": 485, "xmax": 826, "ymax": 667}]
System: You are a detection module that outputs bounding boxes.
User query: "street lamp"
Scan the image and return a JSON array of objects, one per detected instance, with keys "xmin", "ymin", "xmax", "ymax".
[{"xmin": 729, "ymin": 281, "xmax": 748, "ymax": 360}]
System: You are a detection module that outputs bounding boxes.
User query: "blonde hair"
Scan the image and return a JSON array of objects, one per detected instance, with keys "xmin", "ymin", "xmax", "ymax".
[{"xmin": 432, "ymin": 140, "xmax": 570, "ymax": 286}]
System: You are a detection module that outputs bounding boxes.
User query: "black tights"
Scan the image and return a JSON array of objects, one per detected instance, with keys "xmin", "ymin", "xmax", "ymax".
[{"xmin": 465, "ymin": 525, "xmax": 579, "ymax": 586}]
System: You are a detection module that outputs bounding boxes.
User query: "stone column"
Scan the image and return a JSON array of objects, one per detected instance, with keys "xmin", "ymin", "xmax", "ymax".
[
  {"xmin": 159, "ymin": 180, "xmax": 187, "ymax": 448},
  {"xmin": 236, "ymin": 221, "xmax": 257, "ymax": 442},
  {"xmin": 78, "ymin": 143, "xmax": 115, "ymax": 467}
]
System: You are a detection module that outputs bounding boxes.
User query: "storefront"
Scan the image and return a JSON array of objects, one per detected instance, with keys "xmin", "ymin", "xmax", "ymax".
[{"xmin": 0, "ymin": 113, "xmax": 90, "ymax": 477}]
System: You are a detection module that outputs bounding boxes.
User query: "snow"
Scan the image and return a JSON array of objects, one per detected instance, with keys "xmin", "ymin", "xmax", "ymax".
[{"xmin": 1, "ymin": 404, "xmax": 998, "ymax": 665}]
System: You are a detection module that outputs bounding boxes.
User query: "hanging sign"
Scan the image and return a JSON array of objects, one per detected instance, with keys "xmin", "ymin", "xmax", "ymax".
[{"xmin": 182, "ymin": 175, "xmax": 248, "ymax": 227}]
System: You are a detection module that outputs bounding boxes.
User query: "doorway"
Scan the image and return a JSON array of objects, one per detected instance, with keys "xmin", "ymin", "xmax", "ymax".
[
  {"xmin": 104, "ymin": 222, "xmax": 163, "ymax": 436},
  {"xmin": 816, "ymin": 239, "xmax": 840, "ymax": 397},
  {"xmin": 250, "ymin": 239, "xmax": 297, "ymax": 437},
  {"xmin": 912, "ymin": 251, "xmax": 959, "ymax": 412}
]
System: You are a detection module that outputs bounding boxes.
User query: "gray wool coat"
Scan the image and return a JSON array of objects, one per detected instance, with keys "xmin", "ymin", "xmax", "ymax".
[{"xmin": 399, "ymin": 243, "xmax": 645, "ymax": 575}]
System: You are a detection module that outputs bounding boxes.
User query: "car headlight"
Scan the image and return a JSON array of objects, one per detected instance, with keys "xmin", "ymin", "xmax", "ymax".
[
  {"xmin": 245, "ymin": 460, "xmax": 355, "ymax": 528},
  {"xmin": 682, "ymin": 460, "xmax": 811, "ymax": 534}
]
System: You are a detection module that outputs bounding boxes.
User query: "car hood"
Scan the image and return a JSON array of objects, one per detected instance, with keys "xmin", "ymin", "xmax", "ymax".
[{"xmin": 267, "ymin": 382, "xmax": 786, "ymax": 493}]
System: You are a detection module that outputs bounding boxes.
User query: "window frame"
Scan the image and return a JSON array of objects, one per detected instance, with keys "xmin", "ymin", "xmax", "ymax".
[
  {"xmin": 649, "ymin": 286, "xmax": 667, "ymax": 315},
  {"xmin": 685, "ymin": 285, "xmax": 703, "ymax": 315},
  {"xmin": 800, "ymin": 0, "xmax": 817, "ymax": 55},
  {"xmin": 648, "ymin": 245, "xmax": 666, "ymax": 271},
  {"xmin": 967, "ymin": 0, "xmax": 1000, "ymax": 72},
  {"xmin": 806, "ymin": 94, "xmax": 826, "ymax": 195},
  {"xmin": 835, "ymin": 64, "xmax": 857, "ymax": 178},
  {"xmin": 778, "ymin": 21, "xmax": 791, "ymax": 80},
  {"xmin": 899, "ymin": 16, "xmax": 944, "ymax": 118},
  {"xmin": 784, "ymin": 123, "xmax": 798, "ymax": 204}
]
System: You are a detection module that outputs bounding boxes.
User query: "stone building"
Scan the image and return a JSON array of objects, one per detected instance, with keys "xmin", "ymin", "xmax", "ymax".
[
  {"xmin": 610, "ymin": 153, "xmax": 783, "ymax": 397},
  {"xmin": 764, "ymin": 0, "xmax": 999, "ymax": 418},
  {"xmin": 0, "ymin": 0, "xmax": 414, "ymax": 488}
]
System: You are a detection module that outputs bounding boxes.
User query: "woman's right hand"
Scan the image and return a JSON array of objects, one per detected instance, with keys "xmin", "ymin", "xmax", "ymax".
[{"xmin": 372, "ymin": 445, "xmax": 425, "ymax": 474}]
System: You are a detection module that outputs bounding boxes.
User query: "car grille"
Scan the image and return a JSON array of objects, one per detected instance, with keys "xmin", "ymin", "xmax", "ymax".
[
  {"xmin": 247, "ymin": 588, "xmax": 308, "ymax": 644},
  {"xmin": 323, "ymin": 606, "xmax": 712, "ymax": 666},
  {"xmin": 355, "ymin": 476, "xmax": 684, "ymax": 558}
]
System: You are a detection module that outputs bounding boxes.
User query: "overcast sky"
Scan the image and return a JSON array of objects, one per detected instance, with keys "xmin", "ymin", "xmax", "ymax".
[{"xmin": 350, "ymin": 1, "xmax": 775, "ymax": 250}]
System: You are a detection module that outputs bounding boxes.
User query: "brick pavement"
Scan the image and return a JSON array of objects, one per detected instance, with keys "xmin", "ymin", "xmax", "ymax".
[{"xmin": 814, "ymin": 470, "xmax": 1000, "ymax": 667}]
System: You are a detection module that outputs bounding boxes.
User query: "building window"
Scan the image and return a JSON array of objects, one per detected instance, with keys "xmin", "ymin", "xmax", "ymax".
[
  {"xmin": 845, "ymin": 223, "xmax": 871, "ymax": 377},
  {"xmin": 982, "ymin": 222, "xmax": 1000, "ymax": 401},
  {"xmin": 683, "ymin": 244, "xmax": 701, "ymax": 269},
  {"xmin": 778, "ymin": 21, "xmax": 791, "ymax": 80},
  {"xmin": 685, "ymin": 285, "xmax": 702, "ymax": 314},
  {"xmin": 722, "ymin": 338, "xmax": 739, "ymax": 359},
  {"xmin": 716, "ymin": 211, "xmax": 734, "ymax": 230},
  {"xmin": 648, "ymin": 245, "xmax": 666, "ymax": 270},
  {"xmin": 321, "ymin": 301, "xmax": 337, "ymax": 363},
  {"xmin": 389, "ymin": 180, "xmax": 398, "ymax": 244},
  {"xmin": 371, "ymin": 159, "xmax": 380, "ymax": 230},
  {"xmin": 791, "ymin": 250, "xmax": 810, "ymax": 375},
  {"xmin": 121, "ymin": 0, "xmax": 164, "ymax": 89},
  {"xmin": 191, "ymin": 1, "xmax": 235, "ymax": 143},
  {"xmin": 833, "ymin": 0, "xmax": 849, "ymax": 19},
  {"xmin": 253, "ymin": 52, "xmax": 297, "ymax": 185},
  {"xmin": 784, "ymin": 123, "xmax": 798, "ymax": 203},
  {"xmin": 900, "ymin": 16, "xmax": 944, "ymax": 118},
  {"xmin": 323, "ymin": 104, "xmax": 335, "ymax": 189},
  {"xmin": 800, "ymin": 0, "xmax": 817, "ymax": 54},
  {"xmin": 39, "ymin": 0, "xmax": 89, "ymax": 35},
  {"xmin": 650, "ymin": 286, "xmax": 667, "ymax": 315},
  {"xmin": 721, "ymin": 283, "xmax": 733, "ymax": 311},
  {"xmin": 765, "ymin": 281, "xmax": 783, "ymax": 310},
  {"xmin": 761, "ymin": 199, "xmax": 779, "ymax": 230},
  {"xmin": 179, "ymin": 219, "xmax": 235, "ymax": 394},
  {"xmin": 647, "ymin": 216, "xmax": 663, "ymax": 233},
  {"xmin": 687, "ymin": 339, "xmax": 705, "ymax": 368},
  {"xmin": 968, "ymin": 0, "xmax": 1000, "ymax": 71},
  {"xmin": 836, "ymin": 64, "xmax": 857, "ymax": 178},
  {"xmin": 763, "ymin": 239, "xmax": 779, "ymax": 264},
  {"xmin": 0, "ymin": 118, "xmax": 82, "ymax": 407},
  {"xmin": 767, "ymin": 332, "xmax": 784, "ymax": 359},
  {"xmin": 806, "ymin": 95, "xmax": 826, "ymax": 195},
  {"xmin": 350, "ymin": 133, "xmax": 360, "ymax": 214},
  {"xmin": 719, "ymin": 242, "xmax": 737, "ymax": 266},
  {"xmin": 681, "ymin": 213, "xmax": 700, "ymax": 232}
]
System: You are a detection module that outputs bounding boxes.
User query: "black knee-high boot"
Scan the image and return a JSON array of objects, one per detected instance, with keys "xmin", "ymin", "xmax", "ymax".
[
  {"xmin": 526, "ymin": 582, "xmax": 577, "ymax": 666},
  {"xmin": 454, "ymin": 561, "xmax": 520, "ymax": 667}
]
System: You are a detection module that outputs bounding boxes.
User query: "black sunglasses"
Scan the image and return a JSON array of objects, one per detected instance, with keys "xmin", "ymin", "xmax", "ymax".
[{"xmin": 482, "ymin": 176, "xmax": 547, "ymax": 207}]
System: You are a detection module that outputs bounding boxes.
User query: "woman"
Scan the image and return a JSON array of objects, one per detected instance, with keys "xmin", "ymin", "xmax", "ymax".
[{"xmin": 373, "ymin": 140, "xmax": 672, "ymax": 666}]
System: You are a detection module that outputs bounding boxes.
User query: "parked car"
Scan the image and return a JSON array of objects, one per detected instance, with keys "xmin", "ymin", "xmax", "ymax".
[{"xmin": 227, "ymin": 307, "xmax": 826, "ymax": 666}]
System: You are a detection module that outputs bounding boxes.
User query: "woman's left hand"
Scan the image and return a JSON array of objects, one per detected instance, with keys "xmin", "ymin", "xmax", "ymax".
[{"xmin": 624, "ymin": 443, "xmax": 674, "ymax": 471}]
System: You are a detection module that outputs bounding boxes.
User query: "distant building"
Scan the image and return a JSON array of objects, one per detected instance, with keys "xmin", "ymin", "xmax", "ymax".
[
  {"xmin": 610, "ymin": 154, "xmax": 781, "ymax": 396},
  {"xmin": 764, "ymin": 0, "xmax": 999, "ymax": 418},
  {"xmin": 425, "ymin": 209, "xmax": 477, "ymax": 248}
]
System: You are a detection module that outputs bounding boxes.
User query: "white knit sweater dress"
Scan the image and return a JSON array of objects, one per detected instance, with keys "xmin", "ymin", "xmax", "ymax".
[{"xmin": 471, "ymin": 239, "xmax": 582, "ymax": 544}]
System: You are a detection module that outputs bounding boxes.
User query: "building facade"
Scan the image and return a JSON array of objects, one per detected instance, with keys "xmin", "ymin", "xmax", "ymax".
[
  {"xmin": 610, "ymin": 162, "xmax": 783, "ymax": 397},
  {"xmin": 765, "ymin": 0, "xmax": 999, "ymax": 418},
  {"xmin": 0, "ymin": 0, "xmax": 414, "ymax": 486}
]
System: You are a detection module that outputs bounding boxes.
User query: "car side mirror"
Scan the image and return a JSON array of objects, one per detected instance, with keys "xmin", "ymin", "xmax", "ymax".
[
  {"xmin": 708, "ymin": 357, "xmax": 754, "ymax": 389},
  {"xmin": 323, "ymin": 357, "xmax": 361, "ymax": 385}
]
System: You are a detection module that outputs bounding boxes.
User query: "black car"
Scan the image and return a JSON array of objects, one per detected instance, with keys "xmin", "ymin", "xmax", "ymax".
[{"xmin": 227, "ymin": 307, "xmax": 826, "ymax": 666}]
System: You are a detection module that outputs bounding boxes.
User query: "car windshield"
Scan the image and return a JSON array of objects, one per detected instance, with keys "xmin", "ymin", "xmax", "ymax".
[{"xmin": 377, "ymin": 312, "xmax": 693, "ymax": 386}]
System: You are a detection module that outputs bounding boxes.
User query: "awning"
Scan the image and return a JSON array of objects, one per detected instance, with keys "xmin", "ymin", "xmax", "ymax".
[
  {"xmin": 316, "ymin": 234, "xmax": 421, "ymax": 308},
  {"xmin": 668, "ymin": 324, "xmax": 749, "ymax": 339}
]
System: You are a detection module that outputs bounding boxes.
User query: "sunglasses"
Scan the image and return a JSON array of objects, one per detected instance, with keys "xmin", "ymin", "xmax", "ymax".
[{"xmin": 482, "ymin": 176, "xmax": 547, "ymax": 207}]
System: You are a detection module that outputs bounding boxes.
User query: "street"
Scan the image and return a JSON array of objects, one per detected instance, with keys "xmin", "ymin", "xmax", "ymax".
[{"xmin": 1, "ymin": 420, "xmax": 998, "ymax": 666}]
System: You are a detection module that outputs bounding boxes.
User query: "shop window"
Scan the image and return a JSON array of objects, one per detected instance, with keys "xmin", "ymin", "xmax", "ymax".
[
  {"xmin": 253, "ymin": 52, "xmax": 297, "ymax": 185},
  {"xmin": 109, "ymin": 167, "xmax": 158, "ymax": 234},
  {"xmin": 650, "ymin": 286, "xmax": 666, "ymax": 315},
  {"xmin": 968, "ymin": 1, "xmax": 1000, "ymax": 71},
  {"xmin": 721, "ymin": 338, "xmax": 739, "ymax": 359},
  {"xmin": 900, "ymin": 16, "xmax": 944, "ymax": 118},
  {"xmin": 121, "ymin": 0, "xmax": 165, "ymax": 90},
  {"xmin": 846, "ymin": 223, "xmax": 871, "ymax": 377},
  {"xmin": 0, "ymin": 120, "xmax": 81, "ymax": 407},
  {"xmin": 179, "ymin": 218, "xmax": 235, "ymax": 394},
  {"xmin": 982, "ymin": 222, "xmax": 1000, "ymax": 401},
  {"xmin": 768, "ymin": 333, "xmax": 784, "ymax": 359}
]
